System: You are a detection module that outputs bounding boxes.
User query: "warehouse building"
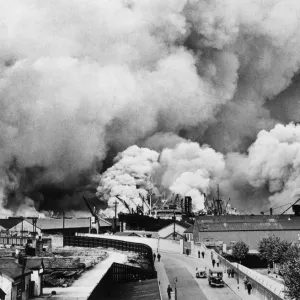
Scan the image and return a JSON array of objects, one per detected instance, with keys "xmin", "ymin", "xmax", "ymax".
[{"xmin": 192, "ymin": 214, "xmax": 300, "ymax": 249}]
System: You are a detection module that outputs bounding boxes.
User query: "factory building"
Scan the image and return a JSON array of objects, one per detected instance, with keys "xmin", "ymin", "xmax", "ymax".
[
  {"xmin": 192, "ymin": 214, "xmax": 300, "ymax": 250},
  {"xmin": 0, "ymin": 219, "xmax": 41, "ymax": 237}
]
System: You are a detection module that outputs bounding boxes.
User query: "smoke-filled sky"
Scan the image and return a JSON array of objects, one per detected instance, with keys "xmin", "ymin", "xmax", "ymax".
[{"xmin": 1, "ymin": 0, "xmax": 300, "ymax": 217}]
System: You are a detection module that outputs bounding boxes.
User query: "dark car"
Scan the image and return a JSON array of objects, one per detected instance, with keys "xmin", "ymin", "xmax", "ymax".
[{"xmin": 208, "ymin": 267, "xmax": 224, "ymax": 287}]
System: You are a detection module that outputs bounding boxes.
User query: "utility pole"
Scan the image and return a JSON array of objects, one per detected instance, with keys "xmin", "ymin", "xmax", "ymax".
[
  {"xmin": 113, "ymin": 201, "xmax": 118, "ymax": 233},
  {"xmin": 63, "ymin": 211, "xmax": 65, "ymax": 234},
  {"xmin": 173, "ymin": 211, "xmax": 176, "ymax": 240}
]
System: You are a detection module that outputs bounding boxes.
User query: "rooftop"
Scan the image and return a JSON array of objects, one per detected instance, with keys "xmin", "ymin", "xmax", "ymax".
[
  {"xmin": 184, "ymin": 225, "xmax": 194, "ymax": 233},
  {"xmin": 26, "ymin": 217, "xmax": 112, "ymax": 230},
  {"xmin": 0, "ymin": 218, "xmax": 22, "ymax": 230},
  {"xmin": 20, "ymin": 258, "xmax": 44, "ymax": 270},
  {"xmin": 0, "ymin": 259, "xmax": 32, "ymax": 280},
  {"xmin": 195, "ymin": 215, "xmax": 300, "ymax": 231}
]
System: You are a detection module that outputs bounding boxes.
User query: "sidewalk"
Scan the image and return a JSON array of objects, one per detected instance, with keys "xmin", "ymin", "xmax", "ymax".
[
  {"xmin": 155, "ymin": 260, "xmax": 175, "ymax": 300},
  {"xmin": 191, "ymin": 247, "xmax": 260, "ymax": 300}
]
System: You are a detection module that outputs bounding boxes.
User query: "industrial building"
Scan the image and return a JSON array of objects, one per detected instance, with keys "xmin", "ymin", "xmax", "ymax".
[
  {"xmin": 192, "ymin": 214, "xmax": 300, "ymax": 249},
  {"xmin": 30, "ymin": 218, "xmax": 112, "ymax": 235}
]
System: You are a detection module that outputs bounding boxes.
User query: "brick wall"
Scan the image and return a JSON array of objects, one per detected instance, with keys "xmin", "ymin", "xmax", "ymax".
[{"xmin": 42, "ymin": 257, "xmax": 84, "ymax": 269}]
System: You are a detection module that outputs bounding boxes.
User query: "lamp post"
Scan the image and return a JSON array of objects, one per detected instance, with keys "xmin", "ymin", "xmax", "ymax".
[
  {"xmin": 174, "ymin": 277, "xmax": 178, "ymax": 300},
  {"xmin": 237, "ymin": 261, "xmax": 240, "ymax": 289}
]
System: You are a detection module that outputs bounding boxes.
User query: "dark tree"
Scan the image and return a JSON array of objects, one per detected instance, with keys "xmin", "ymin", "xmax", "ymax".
[
  {"xmin": 232, "ymin": 241, "xmax": 249, "ymax": 263},
  {"xmin": 281, "ymin": 245, "xmax": 300, "ymax": 300},
  {"xmin": 258, "ymin": 235, "xmax": 291, "ymax": 266}
]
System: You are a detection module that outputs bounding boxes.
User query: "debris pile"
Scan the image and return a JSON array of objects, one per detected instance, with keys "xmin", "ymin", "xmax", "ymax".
[{"xmin": 43, "ymin": 246, "xmax": 108, "ymax": 287}]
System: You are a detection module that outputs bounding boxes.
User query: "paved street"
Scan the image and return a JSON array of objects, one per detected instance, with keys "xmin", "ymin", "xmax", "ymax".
[{"xmin": 159, "ymin": 252, "xmax": 240, "ymax": 300}]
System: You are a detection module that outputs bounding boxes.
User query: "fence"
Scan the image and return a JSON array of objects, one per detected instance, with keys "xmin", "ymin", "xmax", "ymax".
[
  {"xmin": 88, "ymin": 262, "xmax": 157, "ymax": 300},
  {"xmin": 63, "ymin": 235, "xmax": 155, "ymax": 270},
  {"xmin": 77, "ymin": 233, "xmax": 184, "ymax": 253}
]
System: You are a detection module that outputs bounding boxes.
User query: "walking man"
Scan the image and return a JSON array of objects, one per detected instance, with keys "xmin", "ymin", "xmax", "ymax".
[
  {"xmin": 247, "ymin": 282, "xmax": 252, "ymax": 295},
  {"xmin": 198, "ymin": 250, "xmax": 200, "ymax": 258},
  {"xmin": 153, "ymin": 253, "xmax": 156, "ymax": 261},
  {"xmin": 167, "ymin": 284, "xmax": 172, "ymax": 300},
  {"xmin": 243, "ymin": 276, "xmax": 248, "ymax": 290},
  {"xmin": 216, "ymin": 257, "xmax": 220, "ymax": 267},
  {"xmin": 201, "ymin": 251, "xmax": 205, "ymax": 259},
  {"xmin": 157, "ymin": 253, "xmax": 161, "ymax": 262},
  {"xmin": 227, "ymin": 267, "xmax": 231, "ymax": 277},
  {"xmin": 212, "ymin": 258, "xmax": 216, "ymax": 268}
]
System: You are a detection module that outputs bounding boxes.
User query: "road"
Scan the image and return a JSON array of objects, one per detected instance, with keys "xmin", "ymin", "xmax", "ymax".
[{"xmin": 162, "ymin": 252, "xmax": 240, "ymax": 300}]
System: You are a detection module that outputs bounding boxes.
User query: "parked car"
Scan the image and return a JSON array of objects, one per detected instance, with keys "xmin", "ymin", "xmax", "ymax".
[
  {"xmin": 208, "ymin": 267, "xmax": 224, "ymax": 287},
  {"xmin": 196, "ymin": 267, "xmax": 207, "ymax": 278}
]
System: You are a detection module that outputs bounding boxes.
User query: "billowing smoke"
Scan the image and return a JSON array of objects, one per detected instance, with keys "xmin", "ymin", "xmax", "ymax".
[
  {"xmin": 245, "ymin": 123, "xmax": 300, "ymax": 207},
  {"xmin": 1, "ymin": 0, "xmax": 300, "ymax": 215},
  {"xmin": 158, "ymin": 142, "xmax": 226, "ymax": 210},
  {"xmin": 96, "ymin": 146, "xmax": 159, "ymax": 217}
]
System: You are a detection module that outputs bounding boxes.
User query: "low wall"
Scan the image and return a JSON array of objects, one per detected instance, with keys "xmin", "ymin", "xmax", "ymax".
[
  {"xmin": 42, "ymin": 257, "xmax": 84, "ymax": 269},
  {"xmin": 77, "ymin": 233, "xmax": 184, "ymax": 254},
  {"xmin": 206, "ymin": 246, "xmax": 285, "ymax": 300},
  {"xmin": 190, "ymin": 242, "xmax": 285, "ymax": 300}
]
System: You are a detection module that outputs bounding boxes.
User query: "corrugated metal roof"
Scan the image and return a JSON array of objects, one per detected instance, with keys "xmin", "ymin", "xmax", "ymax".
[
  {"xmin": 194, "ymin": 215, "xmax": 300, "ymax": 231},
  {"xmin": 197, "ymin": 221, "xmax": 284, "ymax": 231}
]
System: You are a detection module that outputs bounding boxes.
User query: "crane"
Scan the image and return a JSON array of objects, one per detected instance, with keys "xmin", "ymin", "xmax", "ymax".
[
  {"xmin": 116, "ymin": 195, "xmax": 132, "ymax": 213},
  {"xmin": 83, "ymin": 196, "xmax": 100, "ymax": 234}
]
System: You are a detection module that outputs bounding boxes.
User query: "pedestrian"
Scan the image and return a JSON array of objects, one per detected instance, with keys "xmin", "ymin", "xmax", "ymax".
[
  {"xmin": 227, "ymin": 267, "xmax": 231, "ymax": 277},
  {"xmin": 167, "ymin": 284, "xmax": 172, "ymax": 300},
  {"xmin": 201, "ymin": 251, "xmax": 205, "ymax": 259},
  {"xmin": 247, "ymin": 282, "xmax": 252, "ymax": 295},
  {"xmin": 198, "ymin": 250, "xmax": 200, "ymax": 258},
  {"xmin": 153, "ymin": 253, "xmax": 156, "ymax": 261},
  {"xmin": 157, "ymin": 253, "xmax": 161, "ymax": 262},
  {"xmin": 186, "ymin": 249, "xmax": 189, "ymax": 256},
  {"xmin": 212, "ymin": 258, "xmax": 216, "ymax": 268},
  {"xmin": 216, "ymin": 257, "xmax": 220, "ymax": 267},
  {"xmin": 231, "ymin": 269, "xmax": 235, "ymax": 278},
  {"xmin": 243, "ymin": 276, "xmax": 248, "ymax": 290}
]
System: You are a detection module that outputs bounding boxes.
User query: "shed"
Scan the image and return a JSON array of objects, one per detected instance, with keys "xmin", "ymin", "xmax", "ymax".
[
  {"xmin": 0, "ymin": 259, "xmax": 32, "ymax": 300},
  {"xmin": 20, "ymin": 258, "xmax": 44, "ymax": 296}
]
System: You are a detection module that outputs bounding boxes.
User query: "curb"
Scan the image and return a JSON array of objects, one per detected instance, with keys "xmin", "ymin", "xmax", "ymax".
[{"xmin": 223, "ymin": 282, "xmax": 243, "ymax": 300}]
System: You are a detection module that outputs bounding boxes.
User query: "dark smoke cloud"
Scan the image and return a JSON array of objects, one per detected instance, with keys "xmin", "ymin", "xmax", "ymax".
[{"xmin": 1, "ymin": 0, "xmax": 300, "ymax": 216}]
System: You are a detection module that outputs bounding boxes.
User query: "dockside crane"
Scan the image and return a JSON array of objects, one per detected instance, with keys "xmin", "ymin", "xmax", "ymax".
[{"xmin": 83, "ymin": 196, "xmax": 100, "ymax": 234}]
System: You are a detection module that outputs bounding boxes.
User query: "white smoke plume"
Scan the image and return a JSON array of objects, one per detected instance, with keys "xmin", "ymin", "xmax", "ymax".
[
  {"xmin": 1, "ymin": 0, "xmax": 300, "ymax": 215},
  {"xmin": 157, "ymin": 142, "xmax": 226, "ymax": 210},
  {"xmin": 245, "ymin": 123, "xmax": 300, "ymax": 207},
  {"xmin": 97, "ymin": 146, "xmax": 159, "ymax": 217}
]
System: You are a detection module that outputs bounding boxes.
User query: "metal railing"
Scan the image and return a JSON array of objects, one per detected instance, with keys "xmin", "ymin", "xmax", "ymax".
[{"xmin": 63, "ymin": 235, "xmax": 155, "ymax": 270}]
